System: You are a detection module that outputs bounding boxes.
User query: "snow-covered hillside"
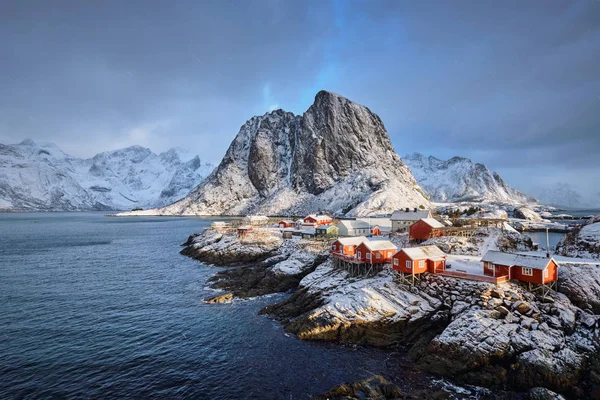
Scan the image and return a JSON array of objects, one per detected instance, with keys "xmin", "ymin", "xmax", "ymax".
[
  {"xmin": 143, "ymin": 91, "xmax": 430, "ymax": 217},
  {"xmin": 403, "ymin": 153, "xmax": 536, "ymax": 205},
  {"xmin": 0, "ymin": 140, "xmax": 213, "ymax": 211}
]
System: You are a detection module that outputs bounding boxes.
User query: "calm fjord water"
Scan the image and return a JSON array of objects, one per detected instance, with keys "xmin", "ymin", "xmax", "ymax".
[{"xmin": 0, "ymin": 213, "xmax": 401, "ymax": 399}]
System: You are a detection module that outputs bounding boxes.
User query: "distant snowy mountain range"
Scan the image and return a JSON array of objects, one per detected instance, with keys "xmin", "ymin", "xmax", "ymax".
[
  {"xmin": 534, "ymin": 183, "xmax": 599, "ymax": 209},
  {"xmin": 0, "ymin": 139, "xmax": 213, "ymax": 211},
  {"xmin": 403, "ymin": 153, "xmax": 537, "ymax": 205}
]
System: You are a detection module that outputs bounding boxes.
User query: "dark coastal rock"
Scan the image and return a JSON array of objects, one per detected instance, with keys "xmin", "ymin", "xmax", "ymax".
[
  {"xmin": 558, "ymin": 263, "xmax": 600, "ymax": 314},
  {"xmin": 203, "ymin": 292, "xmax": 233, "ymax": 304},
  {"xmin": 310, "ymin": 375, "xmax": 404, "ymax": 400},
  {"xmin": 527, "ymin": 387, "xmax": 565, "ymax": 400},
  {"xmin": 179, "ymin": 229, "xmax": 282, "ymax": 266}
]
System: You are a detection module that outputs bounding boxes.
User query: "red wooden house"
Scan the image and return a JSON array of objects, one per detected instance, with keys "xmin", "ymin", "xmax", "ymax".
[
  {"xmin": 409, "ymin": 218, "xmax": 445, "ymax": 242},
  {"xmin": 303, "ymin": 214, "xmax": 333, "ymax": 226},
  {"xmin": 355, "ymin": 240, "xmax": 397, "ymax": 264},
  {"xmin": 331, "ymin": 236, "xmax": 368, "ymax": 257},
  {"xmin": 237, "ymin": 225, "xmax": 253, "ymax": 237},
  {"xmin": 278, "ymin": 220, "xmax": 294, "ymax": 228},
  {"xmin": 392, "ymin": 245, "xmax": 446, "ymax": 274},
  {"xmin": 481, "ymin": 250, "xmax": 559, "ymax": 285}
]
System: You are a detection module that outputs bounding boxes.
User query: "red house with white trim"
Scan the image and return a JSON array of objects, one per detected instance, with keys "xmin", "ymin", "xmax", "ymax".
[
  {"xmin": 409, "ymin": 218, "xmax": 445, "ymax": 242},
  {"xmin": 481, "ymin": 250, "xmax": 558, "ymax": 284},
  {"xmin": 392, "ymin": 245, "xmax": 447, "ymax": 274},
  {"xmin": 303, "ymin": 214, "xmax": 333, "ymax": 226},
  {"xmin": 278, "ymin": 220, "xmax": 294, "ymax": 228},
  {"xmin": 331, "ymin": 236, "xmax": 368, "ymax": 257},
  {"xmin": 355, "ymin": 240, "xmax": 397, "ymax": 264}
]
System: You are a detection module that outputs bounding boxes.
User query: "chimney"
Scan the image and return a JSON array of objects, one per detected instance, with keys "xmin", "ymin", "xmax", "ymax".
[
  {"xmin": 414, "ymin": 207, "xmax": 417, "ymax": 212},
  {"xmin": 405, "ymin": 207, "xmax": 409, "ymax": 212}
]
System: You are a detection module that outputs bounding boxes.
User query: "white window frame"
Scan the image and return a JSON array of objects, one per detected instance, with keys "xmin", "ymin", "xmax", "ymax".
[
  {"xmin": 489, "ymin": 263, "xmax": 495, "ymax": 272},
  {"xmin": 393, "ymin": 258, "xmax": 399, "ymax": 266},
  {"xmin": 419, "ymin": 260, "xmax": 425, "ymax": 268},
  {"xmin": 544, "ymin": 269, "xmax": 549, "ymax": 278},
  {"xmin": 366, "ymin": 253, "xmax": 371, "ymax": 260},
  {"xmin": 332, "ymin": 244, "xmax": 336, "ymax": 251},
  {"xmin": 357, "ymin": 251, "xmax": 362, "ymax": 259},
  {"xmin": 376, "ymin": 253, "xmax": 381, "ymax": 259},
  {"xmin": 406, "ymin": 260, "xmax": 411, "ymax": 269},
  {"xmin": 522, "ymin": 267, "xmax": 533, "ymax": 276}
]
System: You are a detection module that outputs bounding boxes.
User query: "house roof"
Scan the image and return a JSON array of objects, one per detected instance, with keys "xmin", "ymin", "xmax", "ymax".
[
  {"xmin": 305, "ymin": 214, "xmax": 332, "ymax": 220},
  {"xmin": 301, "ymin": 228, "xmax": 316, "ymax": 235},
  {"xmin": 279, "ymin": 219, "xmax": 294, "ymax": 223},
  {"xmin": 238, "ymin": 225, "xmax": 253, "ymax": 230},
  {"xmin": 339, "ymin": 220, "xmax": 370, "ymax": 229},
  {"xmin": 356, "ymin": 217, "xmax": 392, "ymax": 228},
  {"xmin": 362, "ymin": 240, "xmax": 397, "ymax": 251},
  {"xmin": 391, "ymin": 210, "xmax": 431, "ymax": 221},
  {"xmin": 481, "ymin": 250, "xmax": 555, "ymax": 270},
  {"xmin": 401, "ymin": 245, "xmax": 446, "ymax": 261},
  {"xmin": 419, "ymin": 218, "xmax": 445, "ymax": 228},
  {"xmin": 335, "ymin": 236, "xmax": 368, "ymax": 246}
]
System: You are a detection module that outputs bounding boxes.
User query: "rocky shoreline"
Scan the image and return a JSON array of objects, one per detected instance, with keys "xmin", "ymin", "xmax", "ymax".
[{"xmin": 181, "ymin": 228, "xmax": 600, "ymax": 399}]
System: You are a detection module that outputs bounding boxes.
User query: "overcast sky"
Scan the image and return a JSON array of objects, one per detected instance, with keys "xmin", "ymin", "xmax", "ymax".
[{"xmin": 1, "ymin": 1, "xmax": 599, "ymax": 200}]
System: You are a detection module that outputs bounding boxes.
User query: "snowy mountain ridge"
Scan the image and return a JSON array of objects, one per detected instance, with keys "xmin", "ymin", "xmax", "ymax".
[
  {"xmin": 139, "ymin": 90, "xmax": 430, "ymax": 217},
  {"xmin": 403, "ymin": 152, "xmax": 536, "ymax": 205},
  {"xmin": 0, "ymin": 140, "xmax": 213, "ymax": 211}
]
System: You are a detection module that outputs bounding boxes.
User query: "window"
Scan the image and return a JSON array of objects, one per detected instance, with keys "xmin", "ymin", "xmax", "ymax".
[
  {"xmin": 376, "ymin": 253, "xmax": 381, "ymax": 259},
  {"xmin": 357, "ymin": 251, "xmax": 362, "ymax": 259},
  {"xmin": 419, "ymin": 260, "xmax": 425, "ymax": 268},
  {"xmin": 406, "ymin": 260, "xmax": 412, "ymax": 269},
  {"xmin": 522, "ymin": 267, "xmax": 533, "ymax": 276},
  {"xmin": 544, "ymin": 269, "xmax": 549, "ymax": 278},
  {"xmin": 394, "ymin": 258, "xmax": 399, "ymax": 266},
  {"xmin": 489, "ymin": 263, "xmax": 495, "ymax": 272},
  {"xmin": 366, "ymin": 253, "xmax": 371, "ymax": 260},
  {"xmin": 332, "ymin": 244, "xmax": 336, "ymax": 251}
]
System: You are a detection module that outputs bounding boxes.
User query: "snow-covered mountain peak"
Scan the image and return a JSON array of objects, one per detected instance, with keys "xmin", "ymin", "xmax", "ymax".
[
  {"xmin": 403, "ymin": 152, "xmax": 536, "ymax": 205},
  {"xmin": 152, "ymin": 91, "xmax": 429, "ymax": 217}
]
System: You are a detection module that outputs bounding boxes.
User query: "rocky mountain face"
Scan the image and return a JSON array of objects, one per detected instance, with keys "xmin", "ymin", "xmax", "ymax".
[
  {"xmin": 156, "ymin": 91, "xmax": 430, "ymax": 217},
  {"xmin": 403, "ymin": 153, "xmax": 536, "ymax": 205},
  {"xmin": 0, "ymin": 140, "xmax": 212, "ymax": 211}
]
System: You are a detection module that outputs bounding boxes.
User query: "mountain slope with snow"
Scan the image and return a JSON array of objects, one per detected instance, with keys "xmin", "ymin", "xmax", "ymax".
[
  {"xmin": 149, "ymin": 91, "xmax": 430, "ymax": 217},
  {"xmin": 536, "ymin": 183, "xmax": 599, "ymax": 209},
  {"xmin": 403, "ymin": 153, "xmax": 536, "ymax": 205},
  {"xmin": 0, "ymin": 140, "xmax": 212, "ymax": 211}
]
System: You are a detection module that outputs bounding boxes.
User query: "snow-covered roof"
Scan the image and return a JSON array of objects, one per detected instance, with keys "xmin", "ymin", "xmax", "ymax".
[
  {"xmin": 362, "ymin": 240, "xmax": 397, "ymax": 251},
  {"xmin": 335, "ymin": 236, "xmax": 368, "ymax": 246},
  {"xmin": 305, "ymin": 214, "xmax": 332, "ymax": 220},
  {"xmin": 302, "ymin": 228, "xmax": 316, "ymax": 235},
  {"xmin": 238, "ymin": 225, "xmax": 253, "ymax": 230},
  {"xmin": 481, "ymin": 250, "xmax": 555, "ymax": 270},
  {"xmin": 339, "ymin": 220, "xmax": 370, "ymax": 229},
  {"xmin": 278, "ymin": 219, "xmax": 294, "ymax": 223},
  {"xmin": 419, "ymin": 218, "xmax": 445, "ymax": 228},
  {"xmin": 391, "ymin": 210, "xmax": 431, "ymax": 221},
  {"xmin": 356, "ymin": 217, "xmax": 392, "ymax": 228},
  {"xmin": 401, "ymin": 245, "xmax": 446, "ymax": 261}
]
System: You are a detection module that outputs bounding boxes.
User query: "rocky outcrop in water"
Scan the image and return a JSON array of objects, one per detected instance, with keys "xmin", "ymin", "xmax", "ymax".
[
  {"xmin": 151, "ymin": 91, "xmax": 430, "ymax": 217},
  {"xmin": 262, "ymin": 264, "xmax": 600, "ymax": 398}
]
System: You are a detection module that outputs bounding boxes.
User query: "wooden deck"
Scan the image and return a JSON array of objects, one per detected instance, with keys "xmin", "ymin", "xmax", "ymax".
[{"xmin": 438, "ymin": 270, "xmax": 509, "ymax": 284}]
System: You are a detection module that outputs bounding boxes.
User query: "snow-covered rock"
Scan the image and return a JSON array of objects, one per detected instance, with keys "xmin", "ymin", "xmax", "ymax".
[
  {"xmin": 403, "ymin": 153, "xmax": 536, "ymax": 205},
  {"xmin": 557, "ymin": 216, "xmax": 600, "ymax": 260},
  {"xmin": 142, "ymin": 91, "xmax": 430, "ymax": 217},
  {"xmin": 0, "ymin": 140, "xmax": 213, "ymax": 211},
  {"xmin": 513, "ymin": 207, "xmax": 544, "ymax": 222}
]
